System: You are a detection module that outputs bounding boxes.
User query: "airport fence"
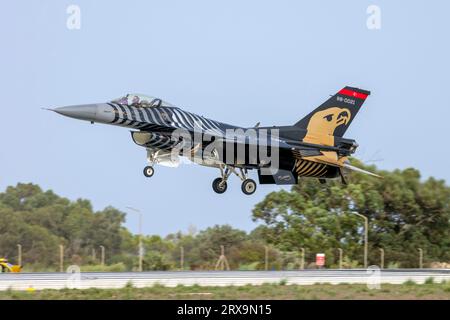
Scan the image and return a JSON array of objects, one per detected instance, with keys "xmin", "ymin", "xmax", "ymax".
[{"xmin": 5, "ymin": 242, "xmax": 436, "ymax": 273}]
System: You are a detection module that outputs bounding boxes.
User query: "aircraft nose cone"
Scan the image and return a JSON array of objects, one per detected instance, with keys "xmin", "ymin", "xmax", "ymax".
[{"xmin": 53, "ymin": 104, "xmax": 98, "ymax": 121}]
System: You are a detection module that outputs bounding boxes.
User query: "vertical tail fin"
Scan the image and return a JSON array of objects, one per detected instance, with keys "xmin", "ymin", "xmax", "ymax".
[{"xmin": 294, "ymin": 86, "xmax": 370, "ymax": 137}]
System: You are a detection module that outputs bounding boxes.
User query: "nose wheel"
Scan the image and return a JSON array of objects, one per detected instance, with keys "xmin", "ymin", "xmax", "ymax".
[{"xmin": 143, "ymin": 165, "xmax": 154, "ymax": 178}]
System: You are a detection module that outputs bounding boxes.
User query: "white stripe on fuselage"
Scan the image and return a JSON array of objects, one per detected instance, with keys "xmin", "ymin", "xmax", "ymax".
[{"xmin": 111, "ymin": 104, "xmax": 228, "ymax": 137}]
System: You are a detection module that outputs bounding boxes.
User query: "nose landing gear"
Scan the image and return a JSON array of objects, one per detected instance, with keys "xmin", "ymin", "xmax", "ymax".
[{"xmin": 143, "ymin": 149, "xmax": 158, "ymax": 178}]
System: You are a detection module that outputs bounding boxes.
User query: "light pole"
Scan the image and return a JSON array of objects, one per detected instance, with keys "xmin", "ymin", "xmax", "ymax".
[
  {"xmin": 300, "ymin": 248, "xmax": 305, "ymax": 270},
  {"xmin": 351, "ymin": 211, "xmax": 368, "ymax": 268},
  {"xmin": 180, "ymin": 246, "xmax": 184, "ymax": 271},
  {"xmin": 264, "ymin": 246, "xmax": 269, "ymax": 271},
  {"xmin": 126, "ymin": 206, "xmax": 143, "ymax": 272},
  {"xmin": 59, "ymin": 244, "xmax": 64, "ymax": 272},
  {"xmin": 379, "ymin": 248, "xmax": 384, "ymax": 269},
  {"xmin": 337, "ymin": 248, "xmax": 343, "ymax": 269},
  {"xmin": 17, "ymin": 244, "xmax": 22, "ymax": 266},
  {"xmin": 99, "ymin": 245, "xmax": 105, "ymax": 266},
  {"xmin": 418, "ymin": 248, "xmax": 423, "ymax": 269}
]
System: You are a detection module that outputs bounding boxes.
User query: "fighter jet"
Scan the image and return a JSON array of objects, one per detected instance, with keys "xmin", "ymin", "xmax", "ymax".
[{"xmin": 51, "ymin": 86, "xmax": 378, "ymax": 195}]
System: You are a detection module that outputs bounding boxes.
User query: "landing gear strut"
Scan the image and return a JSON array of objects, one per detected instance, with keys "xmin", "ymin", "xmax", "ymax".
[
  {"xmin": 143, "ymin": 149, "xmax": 158, "ymax": 178},
  {"xmin": 212, "ymin": 165, "xmax": 257, "ymax": 195}
]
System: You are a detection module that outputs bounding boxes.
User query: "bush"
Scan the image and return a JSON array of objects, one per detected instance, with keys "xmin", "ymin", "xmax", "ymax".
[
  {"xmin": 238, "ymin": 262, "xmax": 259, "ymax": 271},
  {"xmin": 340, "ymin": 256, "xmax": 361, "ymax": 269},
  {"xmin": 424, "ymin": 277, "xmax": 434, "ymax": 285},
  {"xmin": 80, "ymin": 263, "xmax": 127, "ymax": 272},
  {"xmin": 142, "ymin": 251, "xmax": 173, "ymax": 271},
  {"xmin": 387, "ymin": 262, "xmax": 400, "ymax": 269}
]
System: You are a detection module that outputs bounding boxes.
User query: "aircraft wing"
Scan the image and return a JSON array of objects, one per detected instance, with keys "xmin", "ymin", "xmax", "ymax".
[{"xmin": 175, "ymin": 129, "xmax": 381, "ymax": 178}]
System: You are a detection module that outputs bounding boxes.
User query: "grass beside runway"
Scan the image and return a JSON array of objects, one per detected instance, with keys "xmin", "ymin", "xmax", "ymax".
[{"xmin": 1, "ymin": 280, "xmax": 450, "ymax": 300}]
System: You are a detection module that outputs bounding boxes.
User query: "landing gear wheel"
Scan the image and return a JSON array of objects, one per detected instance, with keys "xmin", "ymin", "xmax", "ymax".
[
  {"xmin": 212, "ymin": 177, "xmax": 227, "ymax": 194},
  {"xmin": 143, "ymin": 166, "xmax": 154, "ymax": 178},
  {"xmin": 241, "ymin": 179, "xmax": 257, "ymax": 195}
]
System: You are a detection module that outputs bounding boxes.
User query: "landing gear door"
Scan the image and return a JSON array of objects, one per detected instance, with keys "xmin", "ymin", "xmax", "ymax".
[{"xmin": 257, "ymin": 169, "xmax": 298, "ymax": 185}]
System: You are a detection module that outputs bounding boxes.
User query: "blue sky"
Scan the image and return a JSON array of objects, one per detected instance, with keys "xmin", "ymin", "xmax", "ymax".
[{"xmin": 1, "ymin": 1, "xmax": 449, "ymax": 236}]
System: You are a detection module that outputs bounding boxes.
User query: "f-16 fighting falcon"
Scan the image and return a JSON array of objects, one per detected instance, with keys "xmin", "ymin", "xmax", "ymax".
[{"xmin": 50, "ymin": 86, "xmax": 379, "ymax": 195}]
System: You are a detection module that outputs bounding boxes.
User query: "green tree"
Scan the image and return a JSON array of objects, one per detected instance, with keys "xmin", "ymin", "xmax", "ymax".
[
  {"xmin": 0, "ymin": 183, "xmax": 132, "ymax": 269},
  {"xmin": 252, "ymin": 160, "xmax": 450, "ymax": 268}
]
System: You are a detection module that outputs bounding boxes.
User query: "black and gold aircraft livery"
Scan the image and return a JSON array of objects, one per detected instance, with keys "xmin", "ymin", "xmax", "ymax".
[{"xmin": 51, "ymin": 86, "xmax": 379, "ymax": 195}]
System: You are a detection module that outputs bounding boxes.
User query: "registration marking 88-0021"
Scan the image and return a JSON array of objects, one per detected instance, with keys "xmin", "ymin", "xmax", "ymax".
[{"xmin": 337, "ymin": 96, "xmax": 356, "ymax": 105}]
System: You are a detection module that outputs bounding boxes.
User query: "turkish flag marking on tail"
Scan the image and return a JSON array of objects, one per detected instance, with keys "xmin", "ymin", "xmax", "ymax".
[{"xmin": 338, "ymin": 88, "xmax": 369, "ymax": 100}]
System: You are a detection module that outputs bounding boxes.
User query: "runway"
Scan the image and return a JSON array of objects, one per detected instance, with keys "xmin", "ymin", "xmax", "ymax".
[{"xmin": 1, "ymin": 269, "xmax": 449, "ymax": 291}]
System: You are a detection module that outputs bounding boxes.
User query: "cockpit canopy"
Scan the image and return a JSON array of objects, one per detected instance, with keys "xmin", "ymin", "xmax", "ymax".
[{"xmin": 111, "ymin": 94, "xmax": 175, "ymax": 108}]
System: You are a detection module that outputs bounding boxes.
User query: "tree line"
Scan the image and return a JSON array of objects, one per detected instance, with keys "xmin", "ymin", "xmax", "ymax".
[{"xmin": 0, "ymin": 161, "xmax": 449, "ymax": 271}]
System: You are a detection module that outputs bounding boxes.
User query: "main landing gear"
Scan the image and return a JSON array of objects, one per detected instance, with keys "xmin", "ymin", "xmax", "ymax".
[
  {"xmin": 142, "ymin": 148, "xmax": 256, "ymax": 195},
  {"xmin": 212, "ymin": 165, "xmax": 257, "ymax": 195},
  {"xmin": 241, "ymin": 179, "xmax": 257, "ymax": 195},
  {"xmin": 212, "ymin": 177, "xmax": 227, "ymax": 194}
]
